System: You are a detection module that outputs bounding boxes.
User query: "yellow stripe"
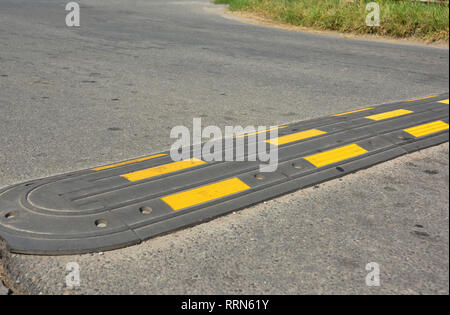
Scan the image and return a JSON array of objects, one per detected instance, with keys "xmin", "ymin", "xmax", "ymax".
[
  {"xmin": 91, "ymin": 153, "xmax": 168, "ymax": 171},
  {"xmin": 121, "ymin": 158, "xmax": 206, "ymax": 182},
  {"xmin": 161, "ymin": 177, "xmax": 251, "ymax": 211},
  {"xmin": 304, "ymin": 144, "xmax": 368, "ymax": 167},
  {"xmin": 365, "ymin": 109, "xmax": 414, "ymax": 121},
  {"xmin": 404, "ymin": 121, "xmax": 449, "ymax": 138},
  {"xmin": 234, "ymin": 126, "xmax": 287, "ymax": 139},
  {"xmin": 332, "ymin": 108, "xmax": 373, "ymax": 116},
  {"xmin": 407, "ymin": 95, "xmax": 439, "ymax": 102},
  {"xmin": 266, "ymin": 129, "xmax": 327, "ymax": 146},
  {"xmin": 438, "ymin": 99, "xmax": 449, "ymax": 104}
]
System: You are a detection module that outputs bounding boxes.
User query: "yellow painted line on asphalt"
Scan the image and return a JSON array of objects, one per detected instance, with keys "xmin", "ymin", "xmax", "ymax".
[
  {"xmin": 91, "ymin": 153, "xmax": 168, "ymax": 171},
  {"xmin": 365, "ymin": 109, "xmax": 414, "ymax": 121},
  {"xmin": 304, "ymin": 144, "xmax": 368, "ymax": 167},
  {"xmin": 234, "ymin": 126, "xmax": 287, "ymax": 139},
  {"xmin": 404, "ymin": 121, "xmax": 449, "ymax": 138},
  {"xmin": 407, "ymin": 95, "xmax": 439, "ymax": 102},
  {"xmin": 438, "ymin": 99, "xmax": 449, "ymax": 104},
  {"xmin": 266, "ymin": 129, "xmax": 327, "ymax": 146},
  {"xmin": 332, "ymin": 108, "xmax": 374, "ymax": 116},
  {"xmin": 120, "ymin": 158, "xmax": 206, "ymax": 182},
  {"xmin": 161, "ymin": 177, "xmax": 251, "ymax": 211}
]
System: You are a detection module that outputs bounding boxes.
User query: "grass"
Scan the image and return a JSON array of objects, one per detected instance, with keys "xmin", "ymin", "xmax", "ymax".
[{"xmin": 214, "ymin": 0, "xmax": 449, "ymax": 42}]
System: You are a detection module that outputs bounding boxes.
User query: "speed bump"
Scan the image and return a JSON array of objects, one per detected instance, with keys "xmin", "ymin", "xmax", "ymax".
[{"xmin": 0, "ymin": 93, "xmax": 448, "ymax": 255}]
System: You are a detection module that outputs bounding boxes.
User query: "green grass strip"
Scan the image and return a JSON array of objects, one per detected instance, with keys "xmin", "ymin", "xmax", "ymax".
[{"xmin": 215, "ymin": 0, "xmax": 449, "ymax": 41}]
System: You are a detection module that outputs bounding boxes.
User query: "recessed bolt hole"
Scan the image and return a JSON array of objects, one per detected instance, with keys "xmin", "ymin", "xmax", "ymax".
[
  {"xmin": 414, "ymin": 224, "xmax": 424, "ymax": 229},
  {"xmin": 5, "ymin": 211, "xmax": 18, "ymax": 219},
  {"xmin": 292, "ymin": 163, "xmax": 302, "ymax": 169},
  {"xmin": 336, "ymin": 167, "xmax": 345, "ymax": 172},
  {"xmin": 140, "ymin": 206, "xmax": 153, "ymax": 215},
  {"xmin": 95, "ymin": 219, "xmax": 108, "ymax": 228},
  {"xmin": 255, "ymin": 174, "xmax": 265, "ymax": 180}
]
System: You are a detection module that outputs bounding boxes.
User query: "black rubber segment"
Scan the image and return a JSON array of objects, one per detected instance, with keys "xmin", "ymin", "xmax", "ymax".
[{"xmin": 0, "ymin": 94, "xmax": 448, "ymax": 255}]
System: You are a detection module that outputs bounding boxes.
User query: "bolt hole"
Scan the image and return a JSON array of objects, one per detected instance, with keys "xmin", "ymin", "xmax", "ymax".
[
  {"xmin": 140, "ymin": 206, "xmax": 153, "ymax": 215},
  {"xmin": 95, "ymin": 219, "xmax": 108, "ymax": 228},
  {"xmin": 414, "ymin": 224, "xmax": 424, "ymax": 229},
  {"xmin": 5, "ymin": 211, "xmax": 18, "ymax": 219},
  {"xmin": 255, "ymin": 174, "xmax": 265, "ymax": 180},
  {"xmin": 336, "ymin": 167, "xmax": 345, "ymax": 172},
  {"xmin": 292, "ymin": 163, "xmax": 302, "ymax": 169}
]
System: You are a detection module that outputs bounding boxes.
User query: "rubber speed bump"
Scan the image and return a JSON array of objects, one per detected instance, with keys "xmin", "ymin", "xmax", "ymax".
[{"xmin": 0, "ymin": 93, "xmax": 448, "ymax": 255}]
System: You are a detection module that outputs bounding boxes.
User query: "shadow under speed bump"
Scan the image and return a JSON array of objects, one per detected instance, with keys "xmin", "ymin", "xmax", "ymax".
[{"xmin": 0, "ymin": 94, "xmax": 449, "ymax": 255}]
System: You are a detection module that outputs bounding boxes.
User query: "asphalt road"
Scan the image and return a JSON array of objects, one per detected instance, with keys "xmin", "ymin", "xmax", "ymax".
[{"xmin": 0, "ymin": 0, "xmax": 448, "ymax": 294}]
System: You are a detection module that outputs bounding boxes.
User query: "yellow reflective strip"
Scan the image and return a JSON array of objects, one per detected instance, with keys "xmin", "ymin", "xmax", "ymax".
[
  {"xmin": 161, "ymin": 177, "xmax": 251, "ymax": 211},
  {"xmin": 407, "ymin": 95, "xmax": 439, "ymax": 102},
  {"xmin": 438, "ymin": 99, "xmax": 449, "ymax": 104},
  {"xmin": 234, "ymin": 126, "xmax": 287, "ymax": 139},
  {"xmin": 404, "ymin": 121, "xmax": 449, "ymax": 138},
  {"xmin": 365, "ymin": 109, "xmax": 414, "ymax": 121},
  {"xmin": 266, "ymin": 129, "xmax": 327, "ymax": 146},
  {"xmin": 121, "ymin": 158, "xmax": 206, "ymax": 182},
  {"xmin": 304, "ymin": 144, "xmax": 368, "ymax": 167},
  {"xmin": 91, "ymin": 153, "xmax": 168, "ymax": 171},
  {"xmin": 332, "ymin": 108, "xmax": 374, "ymax": 116}
]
